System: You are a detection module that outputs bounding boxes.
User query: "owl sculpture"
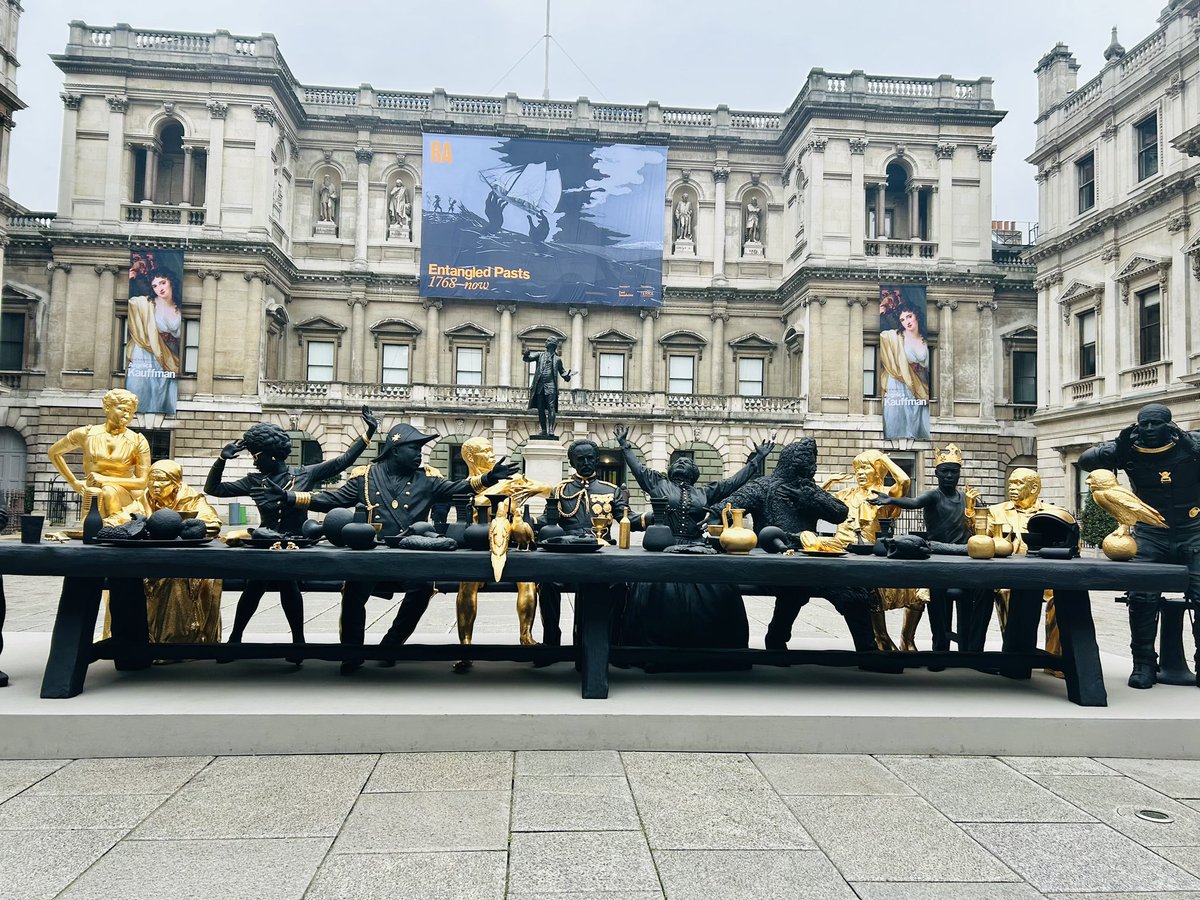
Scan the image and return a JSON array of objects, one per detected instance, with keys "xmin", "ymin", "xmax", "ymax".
[{"xmin": 1087, "ymin": 468, "xmax": 1166, "ymax": 560}]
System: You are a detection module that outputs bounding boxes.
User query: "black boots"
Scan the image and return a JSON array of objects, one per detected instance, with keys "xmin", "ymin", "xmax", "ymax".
[{"xmin": 1127, "ymin": 602, "xmax": 1159, "ymax": 690}]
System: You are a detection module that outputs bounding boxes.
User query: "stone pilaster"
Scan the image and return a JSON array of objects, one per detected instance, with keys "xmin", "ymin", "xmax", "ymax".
[
  {"xmin": 977, "ymin": 299, "xmax": 996, "ymax": 421},
  {"xmin": 348, "ymin": 293, "xmax": 368, "ymax": 382},
  {"xmin": 91, "ymin": 265, "xmax": 120, "ymax": 380},
  {"xmin": 496, "ymin": 303, "xmax": 516, "ymax": 386},
  {"xmin": 709, "ymin": 304, "xmax": 729, "ymax": 394},
  {"xmin": 711, "ymin": 165, "xmax": 729, "ymax": 284},
  {"xmin": 196, "ymin": 270, "xmax": 221, "ymax": 394},
  {"xmin": 354, "ymin": 146, "xmax": 373, "ymax": 264},
  {"xmin": 204, "ymin": 100, "xmax": 227, "ymax": 227},
  {"xmin": 58, "ymin": 94, "xmax": 82, "ymax": 220},
  {"xmin": 44, "ymin": 262, "xmax": 72, "ymax": 386},
  {"xmin": 103, "ymin": 96, "xmax": 128, "ymax": 220},
  {"xmin": 639, "ymin": 308, "xmax": 658, "ymax": 391},
  {"xmin": 242, "ymin": 272, "xmax": 266, "ymax": 393},
  {"xmin": 568, "ymin": 306, "xmax": 588, "ymax": 389},
  {"xmin": 422, "ymin": 298, "xmax": 442, "ymax": 383},
  {"xmin": 846, "ymin": 297, "xmax": 869, "ymax": 414}
]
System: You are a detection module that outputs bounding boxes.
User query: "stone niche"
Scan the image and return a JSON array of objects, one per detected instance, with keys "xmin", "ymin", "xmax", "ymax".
[{"xmin": 313, "ymin": 166, "xmax": 342, "ymax": 238}]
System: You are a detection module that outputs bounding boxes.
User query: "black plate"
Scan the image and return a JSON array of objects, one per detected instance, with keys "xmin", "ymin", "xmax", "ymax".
[
  {"xmin": 95, "ymin": 537, "xmax": 213, "ymax": 548},
  {"xmin": 236, "ymin": 536, "xmax": 318, "ymax": 549},
  {"xmin": 539, "ymin": 541, "xmax": 604, "ymax": 553}
]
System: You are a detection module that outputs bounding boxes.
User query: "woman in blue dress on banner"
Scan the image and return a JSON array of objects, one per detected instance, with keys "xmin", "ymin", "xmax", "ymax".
[
  {"xmin": 879, "ymin": 295, "xmax": 931, "ymax": 440},
  {"xmin": 125, "ymin": 268, "xmax": 182, "ymax": 415}
]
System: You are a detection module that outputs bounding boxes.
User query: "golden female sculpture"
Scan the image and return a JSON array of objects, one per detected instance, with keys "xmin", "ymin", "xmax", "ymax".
[
  {"xmin": 48, "ymin": 388, "xmax": 151, "ymax": 520},
  {"xmin": 456, "ymin": 438, "xmax": 551, "ymax": 663}
]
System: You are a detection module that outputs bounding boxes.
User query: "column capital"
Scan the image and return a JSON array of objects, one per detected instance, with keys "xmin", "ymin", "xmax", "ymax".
[
  {"xmin": 252, "ymin": 103, "xmax": 277, "ymax": 124},
  {"xmin": 846, "ymin": 297, "xmax": 870, "ymax": 308},
  {"xmin": 92, "ymin": 264, "xmax": 121, "ymax": 276},
  {"xmin": 206, "ymin": 99, "xmax": 229, "ymax": 120},
  {"xmin": 422, "ymin": 297, "xmax": 443, "ymax": 311},
  {"xmin": 709, "ymin": 309, "xmax": 730, "ymax": 323},
  {"xmin": 181, "ymin": 144, "xmax": 196, "ymax": 155},
  {"xmin": 935, "ymin": 298, "xmax": 959, "ymax": 311},
  {"xmin": 347, "ymin": 294, "xmax": 368, "ymax": 309},
  {"xmin": 567, "ymin": 305, "xmax": 589, "ymax": 318},
  {"xmin": 799, "ymin": 294, "xmax": 826, "ymax": 308},
  {"xmin": 711, "ymin": 165, "xmax": 730, "ymax": 184},
  {"xmin": 47, "ymin": 261, "xmax": 72, "ymax": 274},
  {"xmin": 60, "ymin": 93, "xmax": 82, "ymax": 111},
  {"xmin": 243, "ymin": 270, "xmax": 265, "ymax": 285},
  {"xmin": 496, "ymin": 303, "xmax": 517, "ymax": 315},
  {"xmin": 934, "ymin": 142, "xmax": 956, "ymax": 160},
  {"xmin": 638, "ymin": 308, "xmax": 661, "ymax": 321},
  {"xmin": 196, "ymin": 269, "xmax": 222, "ymax": 282},
  {"xmin": 105, "ymin": 95, "xmax": 129, "ymax": 113},
  {"xmin": 355, "ymin": 146, "xmax": 374, "ymax": 165},
  {"xmin": 848, "ymin": 137, "xmax": 868, "ymax": 155},
  {"xmin": 807, "ymin": 136, "xmax": 828, "ymax": 154},
  {"xmin": 976, "ymin": 144, "xmax": 996, "ymax": 161},
  {"xmin": 975, "ymin": 299, "xmax": 998, "ymax": 312}
]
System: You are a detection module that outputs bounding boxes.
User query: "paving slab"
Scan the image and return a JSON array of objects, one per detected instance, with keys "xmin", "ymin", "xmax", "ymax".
[
  {"xmin": 304, "ymin": 851, "xmax": 507, "ymax": 900},
  {"xmin": 623, "ymin": 751, "xmax": 812, "ymax": 850},
  {"xmin": 1098, "ymin": 759, "xmax": 1200, "ymax": 800},
  {"xmin": 1043, "ymin": 893, "xmax": 1200, "ymax": 900},
  {"xmin": 363, "ymin": 751, "xmax": 512, "ymax": 792},
  {"xmin": 653, "ymin": 849, "xmax": 857, "ymax": 900},
  {"xmin": 0, "ymin": 828, "xmax": 124, "ymax": 900},
  {"xmin": 507, "ymin": 831, "xmax": 660, "ymax": 896},
  {"xmin": 512, "ymin": 774, "xmax": 639, "ymax": 831},
  {"xmin": 849, "ymin": 884, "xmax": 1046, "ymax": 900},
  {"xmin": 751, "ymin": 753, "xmax": 915, "ymax": 796},
  {"xmin": 131, "ymin": 754, "xmax": 374, "ymax": 839},
  {"xmin": 1034, "ymin": 775, "xmax": 1200, "ymax": 846},
  {"xmin": 1157, "ymin": 847, "xmax": 1200, "ymax": 879},
  {"xmin": 1000, "ymin": 757, "xmax": 1120, "ymax": 777},
  {"xmin": 0, "ymin": 793, "xmax": 168, "ymax": 830},
  {"xmin": 21, "ymin": 756, "xmax": 211, "ymax": 795},
  {"xmin": 58, "ymin": 837, "xmax": 330, "ymax": 900},
  {"xmin": 0, "ymin": 759, "xmax": 67, "ymax": 802},
  {"xmin": 515, "ymin": 750, "xmax": 624, "ymax": 776},
  {"xmin": 963, "ymin": 822, "xmax": 1200, "ymax": 893},
  {"xmin": 878, "ymin": 755, "xmax": 1095, "ymax": 823},
  {"xmin": 784, "ymin": 795, "xmax": 1018, "ymax": 883},
  {"xmin": 331, "ymin": 790, "xmax": 510, "ymax": 853}
]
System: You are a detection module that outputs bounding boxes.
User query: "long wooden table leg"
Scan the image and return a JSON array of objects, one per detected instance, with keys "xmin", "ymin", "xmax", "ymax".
[
  {"xmin": 40, "ymin": 576, "xmax": 104, "ymax": 699},
  {"xmin": 577, "ymin": 584, "xmax": 616, "ymax": 700},
  {"xmin": 1054, "ymin": 589, "xmax": 1107, "ymax": 707},
  {"xmin": 108, "ymin": 578, "xmax": 151, "ymax": 671},
  {"xmin": 1000, "ymin": 588, "xmax": 1041, "ymax": 680}
]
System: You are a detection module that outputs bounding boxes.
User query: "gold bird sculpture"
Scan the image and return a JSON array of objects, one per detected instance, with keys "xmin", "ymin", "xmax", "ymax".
[{"xmin": 1087, "ymin": 468, "xmax": 1166, "ymax": 560}]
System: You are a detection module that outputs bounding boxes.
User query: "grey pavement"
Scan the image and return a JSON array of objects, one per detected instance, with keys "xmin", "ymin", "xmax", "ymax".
[{"xmin": 0, "ymin": 752, "xmax": 1198, "ymax": 899}]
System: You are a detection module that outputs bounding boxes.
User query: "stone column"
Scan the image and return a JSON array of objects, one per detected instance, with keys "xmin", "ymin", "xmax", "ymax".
[
  {"xmin": 497, "ymin": 303, "xmax": 516, "ymax": 386},
  {"xmin": 1034, "ymin": 276, "xmax": 1050, "ymax": 409},
  {"xmin": 639, "ymin": 308, "xmax": 658, "ymax": 392},
  {"xmin": 44, "ymin": 262, "xmax": 72, "ymax": 386},
  {"xmin": 907, "ymin": 183, "xmax": 920, "ymax": 240},
  {"xmin": 1101, "ymin": 245, "xmax": 1121, "ymax": 398},
  {"xmin": 934, "ymin": 299, "xmax": 957, "ymax": 413},
  {"xmin": 1045, "ymin": 273, "xmax": 1063, "ymax": 407},
  {"xmin": 873, "ymin": 182, "xmax": 886, "ymax": 239},
  {"xmin": 141, "ymin": 143, "xmax": 156, "ymax": 204},
  {"xmin": 976, "ymin": 145, "xmax": 995, "ymax": 262},
  {"xmin": 568, "ymin": 306, "xmax": 588, "ymax": 389},
  {"xmin": 91, "ymin": 265, "xmax": 120, "ymax": 380},
  {"xmin": 849, "ymin": 138, "xmax": 867, "ymax": 256},
  {"xmin": 711, "ymin": 166, "xmax": 729, "ymax": 283},
  {"xmin": 251, "ymin": 105, "xmax": 276, "ymax": 234},
  {"xmin": 807, "ymin": 139, "xmax": 826, "ymax": 255},
  {"xmin": 242, "ymin": 272, "xmax": 265, "ymax": 394},
  {"xmin": 104, "ymin": 96, "xmax": 128, "ymax": 220},
  {"xmin": 422, "ymin": 298, "xmax": 442, "ymax": 383},
  {"xmin": 935, "ymin": 143, "xmax": 954, "ymax": 258},
  {"xmin": 846, "ymin": 297, "xmax": 868, "ymax": 414},
  {"xmin": 180, "ymin": 145, "xmax": 195, "ymax": 207},
  {"xmin": 204, "ymin": 100, "xmax": 227, "ymax": 227},
  {"xmin": 977, "ymin": 299, "xmax": 996, "ymax": 421},
  {"xmin": 710, "ymin": 304, "xmax": 728, "ymax": 394},
  {"xmin": 196, "ymin": 270, "xmax": 221, "ymax": 395},
  {"xmin": 927, "ymin": 186, "xmax": 938, "ymax": 245},
  {"xmin": 802, "ymin": 295, "xmax": 825, "ymax": 412},
  {"xmin": 354, "ymin": 146, "xmax": 373, "ymax": 265},
  {"xmin": 348, "ymin": 293, "xmax": 367, "ymax": 382},
  {"xmin": 57, "ymin": 94, "xmax": 81, "ymax": 219}
]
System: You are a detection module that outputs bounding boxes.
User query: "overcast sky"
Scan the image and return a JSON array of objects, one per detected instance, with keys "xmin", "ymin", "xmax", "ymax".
[{"xmin": 12, "ymin": 0, "xmax": 1163, "ymax": 229}]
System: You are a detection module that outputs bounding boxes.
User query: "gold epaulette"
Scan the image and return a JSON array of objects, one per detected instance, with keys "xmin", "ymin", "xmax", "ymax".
[
  {"xmin": 350, "ymin": 464, "xmax": 371, "ymax": 478},
  {"xmin": 423, "ymin": 464, "xmax": 443, "ymax": 477}
]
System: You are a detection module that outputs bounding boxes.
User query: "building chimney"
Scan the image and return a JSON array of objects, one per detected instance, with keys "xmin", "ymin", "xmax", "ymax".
[{"xmin": 1034, "ymin": 43, "xmax": 1079, "ymax": 115}]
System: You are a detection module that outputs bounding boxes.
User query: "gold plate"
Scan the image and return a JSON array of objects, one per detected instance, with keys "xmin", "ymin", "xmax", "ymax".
[{"xmin": 799, "ymin": 549, "xmax": 847, "ymax": 557}]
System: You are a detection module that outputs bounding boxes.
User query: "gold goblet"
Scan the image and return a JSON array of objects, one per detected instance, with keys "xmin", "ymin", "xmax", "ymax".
[{"xmin": 591, "ymin": 515, "xmax": 613, "ymax": 546}]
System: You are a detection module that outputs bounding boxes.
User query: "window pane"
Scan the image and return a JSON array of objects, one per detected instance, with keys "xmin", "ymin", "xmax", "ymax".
[
  {"xmin": 738, "ymin": 357, "xmax": 764, "ymax": 396},
  {"xmin": 1078, "ymin": 311, "xmax": 1096, "ymax": 378},
  {"xmin": 862, "ymin": 344, "xmax": 878, "ymax": 397},
  {"xmin": 456, "ymin": 347, "xmax": 483, "ymax": 385},
  {"xmin": 668, "ymin": 354, "xmax": 693, "ymax": 393},
  {"xmin": 1077, "ymin": 154, "xmax": 1095, "ymax": 213},
  {"xmin": 182, "ymin": 319, "xmax": 200, "ymax": 374},
  {"xmin": 306, "ymin": 340, "xmax": 334, "ymax": 381},
  {"xmin": 0, "ymin": 311, "xmax": 24, "ymax": 370},
  {"xmin": 1012, "ymin": 349, "xmax": 1037, "ymax": 405},
  {"xmin": 1138, "ymin": 287, "xmax": 1161, "ymax": 364},
  {"xmin": 382, "ymin": 343, "xmax": 410, "ymax": 384},
  {"xmin": 1137, "ymin": 115, "xmax": 1159, "ymax": 181},
  {"xmin": 598, "ymin": 352, "xmax": 624, "ymax": 391}
]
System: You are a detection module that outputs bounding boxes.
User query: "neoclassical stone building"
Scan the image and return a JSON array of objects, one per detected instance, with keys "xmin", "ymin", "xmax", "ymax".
[
  {"xmin": 1028, "ymin": 0, "xmax": 1200, "ymax": 512},
  {"xmin": 0, "ymin": 21, "xmax": 1035, "ymax": 520}
]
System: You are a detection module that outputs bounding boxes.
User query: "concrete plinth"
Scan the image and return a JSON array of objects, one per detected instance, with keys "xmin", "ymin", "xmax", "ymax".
[{"xmin": 521, "ymin": 436, "xmax": 565, "ymax": 518}]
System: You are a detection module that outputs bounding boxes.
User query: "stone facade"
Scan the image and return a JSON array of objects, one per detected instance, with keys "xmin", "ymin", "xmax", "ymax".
[
  {"xmin": 0, "ymin": 22, "xmax": 1035, "ymax": 522},
  {"xmin": 1028, "ymin": 0, "xmax": 1200, "ymax": 512}
]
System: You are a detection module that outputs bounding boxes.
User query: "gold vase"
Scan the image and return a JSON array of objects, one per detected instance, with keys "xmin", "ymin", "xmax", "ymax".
[
  {"xmin": 967, "ymin": 535, "xmax": 995, "ymax": 559},
  {"xmin": 719, "ymin": 505, "xmax": 757, "ymax": 554},
  {"xmin": 991, "ymin": 524, "xmax": 1014, "ymax": 558}
]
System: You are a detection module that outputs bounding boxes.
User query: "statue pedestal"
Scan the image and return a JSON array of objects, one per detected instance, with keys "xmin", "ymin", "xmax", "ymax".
[
  {"xmin": 672, "ymin": 238, "xmax": 695, "ymax": 256},
  {"xmin": 388, "ymin": 224, "xmax": 410, "ymax": 241},
  {"xmin": 742, "ymin": 240, "xmax": 764, "ymax": 258},
  {"xmin": 522, "ymin": 437, "xmax": 565, "ymax": 519},
  {"xmin": 314, "ymin": 221, "xmax": 337, "ymax": 237}
]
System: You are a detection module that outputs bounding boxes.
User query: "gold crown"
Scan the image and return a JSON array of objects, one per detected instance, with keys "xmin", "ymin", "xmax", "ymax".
[{"xmin": 935, "ymin": 444, "xmax": 963, "ymax": 465}]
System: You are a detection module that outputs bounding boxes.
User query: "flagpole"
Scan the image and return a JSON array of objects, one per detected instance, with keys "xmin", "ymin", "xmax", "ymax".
[{"xmin": 542, "ymin": 0, "xmax": 551, "ymax": 100}]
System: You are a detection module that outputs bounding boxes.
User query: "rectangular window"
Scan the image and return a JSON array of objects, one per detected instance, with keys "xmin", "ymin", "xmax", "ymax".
[
  {"xmin": 598, "ymin": 352, "xmax": 625, "ymax": 391},
  {"xmin": 738, "ymin": 357, "xmax": 764, "ymax": 396},
  {"xmin": 1077, "ymin": 310, "xmax": 1097, "ymax": 378},
  {"xmin": 1074, "ymin": 463, "xmax": 1090, "ymax": 516},
  {"xmin": 381, "ymin": 343, "xmax": 410, "ymax": 385},
  {"xmin": 455, "ymin": 346, "xmax": 483, "ymax": 385},
  {"xmin": 862, "ymin": 344, "xmax": 878, "ymax": 398},
  {"xmin": 1137, "ymin": 287, "xmax": 1162, "ymax": 365},
  {"xmin": 1012, "ymin": 349, "xmax": 1037, "ymax": 405},
  {"xmin": 0, "ymin": 311, "xmax": 24, "ymax": 370},
  {"xmin": 668, "ymin": 354, "xmax": 694, "ymax": 394},
  {"xmin": 114, "ymin": 315, "xmax": 129, "ymax": 373},
  {"xmin": 306, "ymin": 340, "xmax": 335, "ymax": 382},
  {"xmin": 1136, "ymin": 114, "xmax": 1159, "ymax": 182},
  {"xmin": 1077, "ymin": 153, "xmax": 1095, "ymax": 214},
  {"xmin": 140, "ymin": 428, "xmax": 172, "ymax": 463},
  {"xmin": 182, "ymin": 319, "xmax": 200, "ymax": 375}
]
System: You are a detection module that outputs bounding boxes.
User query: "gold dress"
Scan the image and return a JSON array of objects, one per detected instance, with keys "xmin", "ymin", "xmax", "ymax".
[{"xmin": 53, "ymin": 424, "xmax": 151, "ymax": 518}]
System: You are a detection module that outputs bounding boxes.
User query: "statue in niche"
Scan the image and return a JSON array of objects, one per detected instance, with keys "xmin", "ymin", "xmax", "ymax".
[
  {"xmin": 744, "ymin": 196, "xmax": 762, "ymax": 245},
  {"xmin": 317, "ymin": 174, "xmax": 338, "ymax": 223},
  {"xmin": 673, "ymin": 192, "xmax": 694, "ymax": 244},
  {"xmin": 388, "ymin": 180, "xmax": 411, "ymax": 236}
]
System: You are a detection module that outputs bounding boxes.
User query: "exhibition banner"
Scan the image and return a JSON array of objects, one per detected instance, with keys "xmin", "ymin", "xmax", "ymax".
[
  {"xmin": 419, "ymin": 133, "xmax": 667, "ymax": 307},
  {"xmin": 878, "ymin": 284, "xmax": 931, "ymax": 440},
  {"xmin": 125, "ymin": 248, "xmax": 184, "ymax": 416}
]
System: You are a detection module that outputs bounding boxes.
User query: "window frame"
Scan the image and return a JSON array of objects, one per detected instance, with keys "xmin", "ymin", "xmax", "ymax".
[
  {"xmin": 0, "ymin": 309, "xmax": 25, "ymax": 371},
  {"xmin": 181, "ymin": 317, "xmax": 201, "ymax": 376},
  {"xmin": 1077, "ymin": 309, "xmax": 1098, "ymax": 379},
  {"xmin": 736, "ymin": 355, "xmax": 766, "ymax": 397},
  {"xmin": 667, "ymin": 353, "xmax": 695, "ymax": 395},
  {"xmin": 862, "ymin": 342, "xmax": 879, "ymax": 399},
  {"xmin": 454, "ymin": 345, "xmax": 485, "ymax": 386},
  {"xmin": 597, "ymin": 351, "xmax": 626, "ymax": 392},
  {"xmin": 1135, "ymin": 113, "xmax": 1159, "ymax": 183},
  {"xmin": 1136, "ymin": 285, "xmax": 1162, "ymax": 366},
  {"xmin": 380, "ymin": 342, "xmax": 412, "ymax": 386},
  {"xmin": 1076, "ymin": 152, "xmax": 1096, "ymax": 215},
  {"xmin": 1011, "ymin": 348, "xmax": 1038, "ymax": 406},
  {"xmin": 305, "ymin": 339, "xmax": 336, "ymax": 383}
]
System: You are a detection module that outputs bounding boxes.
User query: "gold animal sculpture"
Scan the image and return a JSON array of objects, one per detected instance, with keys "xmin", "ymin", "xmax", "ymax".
[{"xmin": 1087, "ymin": 468, "xmax": 1167, "ymax": 560}]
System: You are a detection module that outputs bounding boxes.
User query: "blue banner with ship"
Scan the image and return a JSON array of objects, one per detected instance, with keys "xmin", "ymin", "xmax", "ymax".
[{"xmin": 419, "ymin": 133, "xmax": 667, "ymax": 308}]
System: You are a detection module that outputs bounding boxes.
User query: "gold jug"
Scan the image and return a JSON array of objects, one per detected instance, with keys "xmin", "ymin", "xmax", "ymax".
[
  {"xmin": 719, "ymin": 504, "xmax": 757, "ymax": 555},
  {"xmin": 991, "ymin": 523, "xmax": 1014, "ymax": 558}
]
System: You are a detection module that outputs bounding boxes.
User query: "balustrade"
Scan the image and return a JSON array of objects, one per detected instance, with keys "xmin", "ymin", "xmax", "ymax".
[
  {"xmin": 123, "ymin": 204, "xmax": 206, "ymax": 226},
  {"xmin": 865, "ymin": 239, "xmax": 937, "ymax": 258}
]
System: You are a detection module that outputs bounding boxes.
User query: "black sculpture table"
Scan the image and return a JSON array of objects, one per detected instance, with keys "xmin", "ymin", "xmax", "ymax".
[{"xmin": 0, "ymin": 544, "xmax": 1186, "ymax": 705}]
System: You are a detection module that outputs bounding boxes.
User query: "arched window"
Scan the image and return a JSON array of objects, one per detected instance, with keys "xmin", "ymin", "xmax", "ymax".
[{"xmin": 131, "ymin": 119, "xmax": 207, "ymax": 209}]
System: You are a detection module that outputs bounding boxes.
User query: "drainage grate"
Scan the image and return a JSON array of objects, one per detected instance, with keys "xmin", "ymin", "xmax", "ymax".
[{"xmin": 1134, "ymin": 808, "xmax": 1175, "ymax": 824}]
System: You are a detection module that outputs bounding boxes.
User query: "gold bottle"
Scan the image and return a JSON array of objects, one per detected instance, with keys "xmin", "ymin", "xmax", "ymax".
[{"xmin": 618, "ymin": 509, "xmax": 631, "ymax": 549}]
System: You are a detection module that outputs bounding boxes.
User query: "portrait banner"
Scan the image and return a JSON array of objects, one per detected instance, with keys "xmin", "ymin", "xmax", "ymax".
[
  {"xmin": 878, "ymin": 284, "xmax": 931, "ymax": 440},
  {"xmin": 125, "ymin": 248, "xmax": 184, "ymax": 416},
  {"xmin": 419, "ymin": 133, "xmax": 667, "ymax": 308}
]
